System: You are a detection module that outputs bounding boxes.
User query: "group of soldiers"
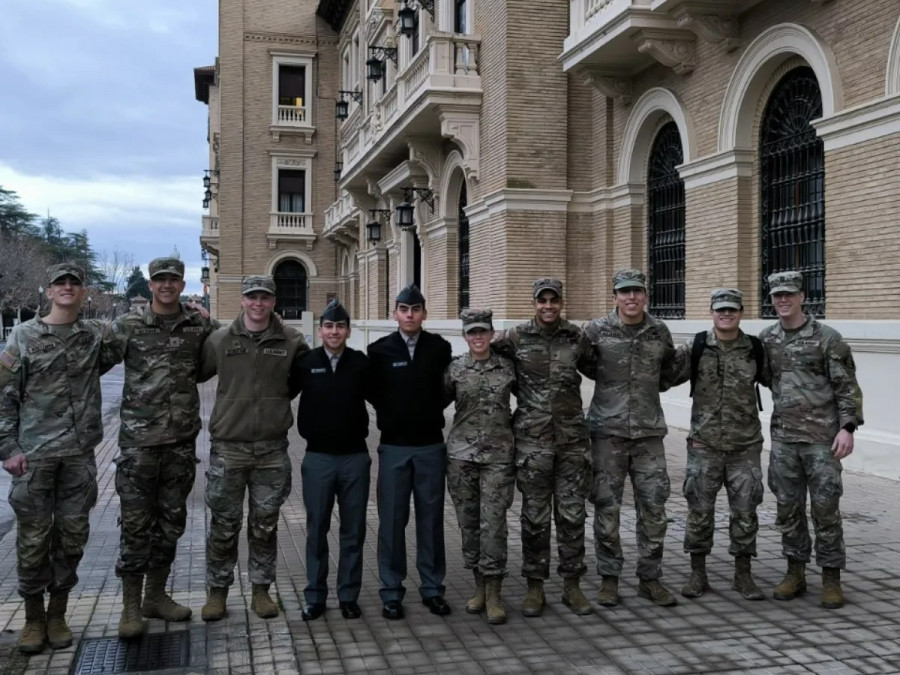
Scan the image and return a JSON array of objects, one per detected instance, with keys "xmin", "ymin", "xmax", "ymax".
[{"xmin": 0, "ymin": 258, "xmax": 862, "ymax": 654}]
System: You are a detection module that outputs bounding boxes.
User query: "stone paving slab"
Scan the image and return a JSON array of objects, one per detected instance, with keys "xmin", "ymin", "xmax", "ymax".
[{"xmin": 0, "ymin": 365, "xmax": 898, "ymax": 674}]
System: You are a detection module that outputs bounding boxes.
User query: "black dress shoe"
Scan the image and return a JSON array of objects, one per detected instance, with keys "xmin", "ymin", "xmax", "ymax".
[
  {"xmin": 422, "ymin": 596, "xmax": 451, "ymax": 616},
  {"xmin": 339, "ymin": 601, "xmax": 361, "ymax": 619},
  {"xmin": 382, "ymin": 600, "xmax": 404, "ymax": 620},
  {"xmin": 301, "ymin": 602, "xmax": 326, "ymax": 621}
]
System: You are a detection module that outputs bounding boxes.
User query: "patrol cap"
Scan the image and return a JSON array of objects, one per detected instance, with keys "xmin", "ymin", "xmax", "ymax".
[
  {"xmin": 320, "ymin": 298, "xmax": 350, "ymax": 324},
  {"xmin": 241, "ymin": 275, "xmax": 276, "ymax": 295},
  {"xmin": 613, "ymin": 269, "xmax": 647, "ymax": 292},
  {"xmin": 768, "ymin": 270, "xmax": 803, "ymax": 295},
  {"xmin": 396, "ymin": 284, "xmax": 426, "ymax": 307},
  {"xmin": 460, "ymin": 308, "xmax": 493, "ymax": 333},
  {"xmin": 710, "ymin": 288, "xmax": 743, "ymax": 311},
  {"xmin": 532, "ymin": 278, "xmax": 563, "ymax": 299},
  {"xmin": 47, "ymin": 262, "xmax": 86, "ymax": 285},
  {"xmin": 148, "ymin": 257, "xmax": 185, "ymax": 280}
]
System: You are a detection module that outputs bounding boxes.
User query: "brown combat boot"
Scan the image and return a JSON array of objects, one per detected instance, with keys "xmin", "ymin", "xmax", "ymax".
[
  {"xmin": 596, "ymin": 575, "xmax": 619, "ymax": 607},
  {"xmin": 733, "ymin": 555, "xmax": 764, "ymax": 601},
  {"xmin": 484, "ymin": 576, "xmax": 507, "ymax": 625},
  {"xmin": 681, "ymin": 554, "xmax": 710, "ymax": 599},
  {"xmin": 143, "ymin": 566, "xmax": 192, "ymax": 621},
  {"xmin": 250, "ymin": 584, "xmax": 279, "ymax": 619},
  {"xmin": 773, "ymin": 558, "xmax": 806, "ymax": 601},
  {"xmin": 821, "ymin": 567, "xmax": 844, "ymax": 609},
  {"xmin": 46, "ymin": 592, "xmax": 72, "ymax": 649},
  {"xmin": 520, "ymin": 578, "xmax": 545, "ymax": 617},
  {"xmin": 466, "ymin": 570, "xmax": 485, "ymax": 614},
  {"xmin": 561, "ymin": 577, "xmax": 593, "ymax": 615},
  {"xmin": 118, "ymin": 574, "xmax": 145, "ymax": 639},
  {"xmin": 17, "ymin": 594, "xmax": 46, "ymax": 654},
  {"xmin": 638, "ymin": 579, "xmax": 678, "ymax": 607},
  {"xmin": 201, "ymin": 587, "xmax": 229, "ymax": 622}
]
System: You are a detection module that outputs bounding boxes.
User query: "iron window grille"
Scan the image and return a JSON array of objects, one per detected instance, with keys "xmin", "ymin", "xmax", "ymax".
[
  {"xmin": 458, "ymin": 181, "xmax": 470, "ymax": 312},
  {"xmin": 274, "ymin": 260, "xmax": 307, "ymax": 319}
]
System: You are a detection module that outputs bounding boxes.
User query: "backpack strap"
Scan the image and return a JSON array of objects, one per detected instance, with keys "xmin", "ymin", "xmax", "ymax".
[
  {"xmin": 688, "ymin": 331, "xmax": 707, "ymax": 398},
  {"xmin": 748, "ymin": 335, "xmax": 764, "ymax": 412}
]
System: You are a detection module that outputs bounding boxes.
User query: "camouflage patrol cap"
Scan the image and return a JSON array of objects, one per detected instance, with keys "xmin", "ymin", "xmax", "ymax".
[
  {"xmin": 148, "ymin": 257, "xmax": 185, "ymax": 279},
  {"xmin": 460, "ymin": 308, "xmax": 493, "ymax": 333},
  {"xmin": 532, "ymin": 278, "xmax": 563, "ymax": 299},
  {"xmin": 710, "ymin": 288, "xmax": 743, "ymax": 311},
  {"xmin": 242, "ymin": 275, "xmax": 276, "ymax": 295},
  {"xmin": 47, "ymin": 262, "xmax": 86, "ymax": 285},
  {"xmin": 768, "ymin": 270, "xmax": 803, "ymax": 295},
  {"xmin": 613, "ymin": 269, "xmax": 647, "ymax": 292}
]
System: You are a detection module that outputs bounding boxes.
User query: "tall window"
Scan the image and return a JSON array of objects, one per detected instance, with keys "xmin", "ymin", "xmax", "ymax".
[
  {"xmin": 278, "ymin": 170, "xmax": 305, "ymax": 212},
  {"xmin": 413, "ymin": 229, "xmax": 422, "ymax": 290},
  {"xmin": 760, "ymin": 66, "xmax": 825, "ymax": 317},
  {"xmin": 410, "ymin": 10, "xmax": 421, "ymax": 56},
  {"xmin": 458, "ymin": 181, "xmax": 470, "ymax": 311},
  {"xmin": 647, "ymin": 121, "xmax": 686, "ymax": 319},
  {"xmin": 454, "ymin": 0, "xmax": 467, "ymax": 33},
  {"xmin": 278, "ymin": 66, "xmax": 306, "ymax": 107},
  {"xmin": 274, "ymin": 260, "xmax": 307, "ymax": 319}
]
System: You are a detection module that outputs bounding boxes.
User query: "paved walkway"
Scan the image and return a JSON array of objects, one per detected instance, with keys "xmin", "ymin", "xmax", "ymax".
[{"xmin": 0, "ymin": 366, "xmax": 899, "ymax": 674}]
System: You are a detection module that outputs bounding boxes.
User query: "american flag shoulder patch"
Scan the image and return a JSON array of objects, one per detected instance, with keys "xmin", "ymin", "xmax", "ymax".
[{"xmin": 0, "ymin": 350, "xmax": 20, "ymax": 372}]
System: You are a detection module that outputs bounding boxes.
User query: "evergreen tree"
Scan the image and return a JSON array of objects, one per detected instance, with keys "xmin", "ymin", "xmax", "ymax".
[{"xmin": 124, "ymin": 266, "xmax": 151, "ymax": 300}]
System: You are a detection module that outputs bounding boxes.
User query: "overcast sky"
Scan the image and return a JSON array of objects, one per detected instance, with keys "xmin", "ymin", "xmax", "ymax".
[{"xmin": 0, "ymin": 0, "xmax": 218, "ymax": 294}]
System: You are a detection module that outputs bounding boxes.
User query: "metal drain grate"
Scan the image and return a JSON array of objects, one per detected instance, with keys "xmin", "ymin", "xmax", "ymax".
[{"xmin": 70, "ymin": 632, "xmax": 190, "ymax": 674}]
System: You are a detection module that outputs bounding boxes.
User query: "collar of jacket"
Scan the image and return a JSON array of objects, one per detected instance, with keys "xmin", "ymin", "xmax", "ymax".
[
  {"xmin": 229, "ymin": 311, "xmax": 286, "ymax": 340},
  {"xmin": 35, "ymin": 315, "xmax": 88, "ymax": 337},
  {"xmin": 142, "ymin": 302, "xmax": 190, "ymax": 327},
  {"xmin": 462, "ymin": 352, "xmax": 502, "ymax": 370},
  {"xmin": 771, "ymin": 315, "xmax": 814, "ymax": 339},
  {"xmin": 606, "ymin": 308, "xmax": 662, "ymax": 334},
  {"xmin": 522, "ymin": 317, "xmax": 579, "ymax": 338},
  {"xmin": 705, "ymin": 328, "xmax": 751, "ymax": 349}
]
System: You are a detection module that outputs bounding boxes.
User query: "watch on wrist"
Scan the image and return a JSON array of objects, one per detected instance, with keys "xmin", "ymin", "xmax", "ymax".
[{"xmin": 842, "ymin": 422, "xmax": 857, "ymax": 434}]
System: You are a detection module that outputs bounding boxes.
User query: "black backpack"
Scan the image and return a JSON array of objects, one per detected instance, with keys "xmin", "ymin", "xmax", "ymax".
[{"xmin": 689, "ymin": 331, "xmax": 764, "ymax": 411}]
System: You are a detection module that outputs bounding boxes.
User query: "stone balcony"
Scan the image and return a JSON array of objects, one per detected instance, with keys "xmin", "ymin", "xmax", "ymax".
[
  {"xmin": 200, "ymin": 215, "xmax": 219, "ymax": 255},
  {"xmin": 266, "ymin": 212, "xmax": 317, "ymax": 250},
  {"xmin": 270, "ymin": 103, "xmax": 315, "ymax": 143},
  {"xmin": 323, "ymin": 190, "xmax": 361, "ymax": 247}
]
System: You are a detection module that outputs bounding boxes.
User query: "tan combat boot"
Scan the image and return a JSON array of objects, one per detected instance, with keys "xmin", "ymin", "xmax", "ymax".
[
  {"xmin": 521, "ymin": 578, "xmax": 545, "ymax": 617},
  {"xmin": 821, "ymin": 567, "xmax": 844, "ymax": 609},
  {"xmin": 118, "ymin": 574, "xmax": 145, "ymax": 639},
  {"xmin": 466, "ymin": 570, "xmax": 485, "ymax": 614},
  {"xmin": 638, "ymin": 579, "xmax": 678, "ymax": 607},
  {"xmin": 681, "ymin": 554, "xmax": 710, "ymax": 599},
  {"xmin": 733, "ymin": 555, "xmax": 764, "ymax": 601},
  {"xmin": 46, "ymin": 592, "xmax": 72, "ymax": 649},
  {"xmin": 201, "ymin": 587, "xmax": 229, "ymax": 622},
  {"xmin": 143, "ymin": 566, "xmax": 192, "ymax": 621},
  {"xmin": 484, "ymin": 576, "xmax": 507, "ymax": 625},
  {"xmin": 773, "ymin": 558, "xmax": 806, "ymax": 601},
  {"xmin": 250, "ymin": 584, "xmax": 279, "ymax": 619},
  {"xmin": 17, "ymin": 594, "xmax": 46, "ymax": 654},
  {"xmin": 561, "ymin": 577, "xmax": 593, "ymax": 615},
  {"xmin": 596, "ymin": 575, "xmax": 619, "ymax": 607}
]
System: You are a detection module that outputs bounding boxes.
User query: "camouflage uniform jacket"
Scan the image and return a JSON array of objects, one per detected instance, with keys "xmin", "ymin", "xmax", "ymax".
[
  {"xmin": 492, "ymin": 319, "xmax": 593, "ymax": 446},
  {"xmin": 442, "ymin": 352, "xmax": 516, "ymax": 463},
  {"xmin": 0, "ymin": 317, "xmax": 120, "ymax": 460},
  {"xmin": 760, "ymin": 317, "xmax": 863, "ymax": 443},
  {"xmin": 583, "ymin": 309, "xmax": 677, "ymax": 439},
  {"xmin": 199, "ymin": 313, "xmax": 309, "ymax": 446},
  {"xmin": 112, "ymin": 304, "xmax": 218, "ymax": 447},
  {"xmin": 671, "ymin": 330, "xmax": 767, "ymax": 452}
]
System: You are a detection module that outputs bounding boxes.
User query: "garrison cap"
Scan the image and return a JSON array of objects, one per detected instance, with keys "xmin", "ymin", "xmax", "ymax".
[
  {"xmin": 148, "ymin": 257, "xmax": 185, "ymax": 279},
  {"xmin": 710, "ymin": 288, "xmax": 743, "ymax": 310},
  {"xmin": 321, "ymin": 298, "xmax": 350, "ymax": 324},
  {"xmin": 460, "ymin": 308, "xmax": 493, "ymax": 333},
  {"xmin": 532, "ymin": 278, "xmax": 563, "ymax": 299},
  {"xmin": 613, "ymin": 269, "xmax": 647, "ymax": 292},
  {"xmin": 768, "ymin": 270, "xmax": 803, "ymax": 295},
  {"xmin": 47, "ymin": 262, "xmax": 86, "ymax": 285},
  {"xmin": 396, "ymin": 284, "xmax": 426, "ymax": 306},
  {"xmin": 241, "ymin": 275, "xmax": 276, "ymax": 295}
]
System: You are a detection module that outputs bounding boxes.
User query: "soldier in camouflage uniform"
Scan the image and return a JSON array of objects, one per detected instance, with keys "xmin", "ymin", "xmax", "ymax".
[
  {"xmin": 198, "ymin": 276, "xmax": 310, "ymax": 621},
  {"xmin": 109, "ymin": 257, "xmax": 218, "ymax": 638},
  {"xmin": 443, "ymin": 309, "xmax": 517, "ymax": 625},
  {"xmin": 492, "ymin": 279, "xmax": 595, "ymax": 617},
  {"xmin": 668, "ymin": 289, "xmax": 768, "ymax": 601},
  {"xmin": 761, "ymin": 271, "xmax": 863, "ymax": 609},
  {"xmin": 0, "ymin": 263, "xmax": 120, "ymax": 654},
  {"xmin": 583, "ymin": 269, "xmax": 680, "ymax": 607}
]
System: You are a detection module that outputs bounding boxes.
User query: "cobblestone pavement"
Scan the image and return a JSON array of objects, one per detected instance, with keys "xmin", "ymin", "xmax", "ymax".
[{"xmin": 0, "ymin": 365, "xmax": 898, "ymax": 674}]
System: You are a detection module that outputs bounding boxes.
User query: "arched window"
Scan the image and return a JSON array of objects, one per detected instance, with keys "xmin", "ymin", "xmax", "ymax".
[
  {"xmin": 760, "ymin": 66, "xmax": 825, "ymax": 317},
  {"xmin": 647, "ymin": 121, "xmax": 686, "ymax": 319},
  {"xmin": 273, "ymin": 260, "xmax": 307, "ymax": 319},
  {"xmin": 458, "ymin": 181, "xmax": 470, "ymax": 311}
]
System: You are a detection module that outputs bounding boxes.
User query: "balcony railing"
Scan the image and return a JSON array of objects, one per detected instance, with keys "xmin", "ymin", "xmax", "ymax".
[
  {"xmin": 276, "ymin": 104, "xmax": 308, "ymax": 126},
  {"xmin": 269, "ymin": 212, "xmax": 313, "ymax": 233},
  {"xmin": 201, "ymin": 215, "xmax": 219, "ymax": 238},
  {"xmin": 323, "ymin": 191, "xmax": 360, "ymax": 243}
]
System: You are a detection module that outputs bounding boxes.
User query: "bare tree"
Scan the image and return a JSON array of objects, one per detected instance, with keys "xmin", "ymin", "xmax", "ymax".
[
  {"xmin": 96, "ymin": 247, "xmax": 135, "ymax": 295},
  {"xmin": 0, "ymin": 233, "xmax": 51, "ymax": 321}
]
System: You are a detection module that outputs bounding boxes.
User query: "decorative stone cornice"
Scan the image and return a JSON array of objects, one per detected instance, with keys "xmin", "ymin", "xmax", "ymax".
[
  {"xmin": 465, "ymin": 189, "xmax": 574, "ymax": 226},
  {"xmin": 636, "ymin": 32, "xmax": 696, "ymax": 75},
  {"xmin": 675, "ymin": 12, "xmax": 740, "ymax": 52},
  {"xmin": 576, "ymin": 66, "xmax": 633, "ymax": 105},
  {"xmin": 677, "ymin": 149, "xmax": 753, "ymax": 190},
  {"xmin": 812, "ymin": 93, "xmax": 900, "ymax": 151},
  {"xmin": 439, "ymin": 107, "xmax": 480, "ymax": 182},
  {"xmin": 245, "ymin": 32, "xmax": 329, "ymax": 47},
  {"xmin": 407, "ymin": 137, "xmax": 444, "ymax": 187}
]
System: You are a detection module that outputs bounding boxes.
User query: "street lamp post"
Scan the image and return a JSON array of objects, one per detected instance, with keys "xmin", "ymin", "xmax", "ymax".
[
  {"xmin": 37, "ymin": 286, "xmax": 43, "ymax": 317},
  {"xmin": 86, "ymin": 296, "xmax": 93, "ymax": 319}
]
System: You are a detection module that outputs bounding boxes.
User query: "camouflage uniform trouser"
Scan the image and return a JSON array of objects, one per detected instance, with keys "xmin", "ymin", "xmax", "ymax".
[
  {"xmin": 8, "ymin": 451, "xmax": 98, "ymax": 597},
  {"xmin": 205, "ymin": 441, "xmax": 292, "ymax": 588},
  {"xmin": 682, "ymin": 441, "xmax": 764, "ymax": 557},
  {"xmin": 591, "ymin": 435, "xmax": 669, "ymax": 580},
  {"xmin": 114, "ymin": 441, "xmax": 198, "ymax": 576},
  {"xmin": 768, "ymin": 441, "xmax": 845, "ymax": 568},
  {"xmin": 447, "ymin": 458, "xmax": 515, "ymax": 577},
  {"xmin": 515, "ymin": 440, "xmax": 591, "ymax": 580}
]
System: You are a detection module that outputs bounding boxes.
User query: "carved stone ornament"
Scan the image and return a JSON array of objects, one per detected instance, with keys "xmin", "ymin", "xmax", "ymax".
[
  {"xmin": 439, "ymin": 110, "xmax": 480, "ymax": 182},
  {"xmin": 577, "ymin": 67, "xmax": 633, "ymax": 105},
  {"xmin": 636, "ymin": 37, "xmax": 696, "ymax": 75},
  {"xmin": 676, "ymin": 13, "xmax": 740, "ymax": 52}
]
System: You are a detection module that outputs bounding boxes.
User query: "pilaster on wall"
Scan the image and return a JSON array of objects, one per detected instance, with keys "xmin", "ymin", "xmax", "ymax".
[{"xmin": 422, "ymin": 217, "xmax": 459, "ymax": 319}]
